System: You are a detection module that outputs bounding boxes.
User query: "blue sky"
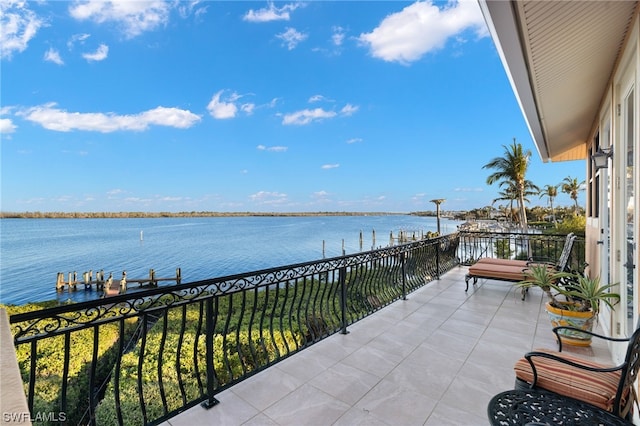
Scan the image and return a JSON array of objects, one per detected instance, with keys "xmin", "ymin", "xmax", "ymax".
[{"xmin": 0, "ymin": 0, "xmax": 586, "ymax": 213}]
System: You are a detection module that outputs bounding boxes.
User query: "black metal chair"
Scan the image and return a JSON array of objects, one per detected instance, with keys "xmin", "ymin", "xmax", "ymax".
[{"xmin": 514, "ymin": 322, "xmax": 640, "ymax": 419}]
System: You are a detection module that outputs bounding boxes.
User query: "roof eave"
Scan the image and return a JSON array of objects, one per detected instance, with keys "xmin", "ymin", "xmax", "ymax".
[{"xmin": 479, "ymin": 0, "xmax": 551, "ymax": 162}]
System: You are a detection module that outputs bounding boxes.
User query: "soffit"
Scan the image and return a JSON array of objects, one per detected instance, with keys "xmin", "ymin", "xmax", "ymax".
[{"xmin": 483, "ymin": 0, "xmax": 638, "ymax": 162}]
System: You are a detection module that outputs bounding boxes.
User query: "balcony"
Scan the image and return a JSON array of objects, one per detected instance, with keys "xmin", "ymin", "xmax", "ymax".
[
  {"xmin": 163, "ymin": 266, "xmax": 613, "ymax": 425},
  {"xmin": 4, "ymin": 232, "xmax": 613, "ymax": 425}
]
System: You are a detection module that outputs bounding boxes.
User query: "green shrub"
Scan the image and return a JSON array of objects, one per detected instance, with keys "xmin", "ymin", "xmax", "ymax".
[
  {"xmin": 4, "ymin": 302, "xmax": 137, "ymax": 425},
  {"xmin": 494, "ymin": 238, "xmax": 513, "ymax": 259},
  {"xmin": 556, "ymin": 215, "xmax": 586, "ymax": 236},
  {"xmin": 95, "ymin": 312, "xmax": 302, "ymax": 425}
]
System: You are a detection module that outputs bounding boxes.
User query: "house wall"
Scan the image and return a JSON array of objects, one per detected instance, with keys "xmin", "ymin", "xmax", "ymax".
[{"xmin": 587, "ymin": 10, "xmax": 639, "ymax": 364}]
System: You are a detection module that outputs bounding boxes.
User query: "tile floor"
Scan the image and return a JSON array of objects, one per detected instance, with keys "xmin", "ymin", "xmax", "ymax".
[{"xmin": 163, "ymin": 266, "xmax": 616, "ymax": 426}]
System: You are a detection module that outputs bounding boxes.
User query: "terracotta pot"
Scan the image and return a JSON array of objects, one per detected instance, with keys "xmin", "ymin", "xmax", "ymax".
[{"xmin": 545, "ymin": 301, "xmax": 595, "ymax": 346}]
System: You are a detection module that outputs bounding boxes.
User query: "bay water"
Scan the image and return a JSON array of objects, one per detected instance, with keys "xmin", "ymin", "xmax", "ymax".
[{"xmin": 0, "ymin": 215, "xmax": 462, "ymax": 305}]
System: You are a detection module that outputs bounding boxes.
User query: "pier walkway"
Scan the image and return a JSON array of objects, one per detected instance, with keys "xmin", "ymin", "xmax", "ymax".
[{"xmin": 163, "ymin": 266, "xmax": 613, "ymax": 426}]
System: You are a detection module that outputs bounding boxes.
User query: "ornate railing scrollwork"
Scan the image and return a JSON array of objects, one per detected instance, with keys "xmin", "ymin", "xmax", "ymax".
[{"xmin": 10, "ymin": 233, "xmax": 461, "ymax": 426}]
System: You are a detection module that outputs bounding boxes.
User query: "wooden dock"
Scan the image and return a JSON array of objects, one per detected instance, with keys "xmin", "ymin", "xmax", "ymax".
[{"xmin": 56, "ymin": 268, "xmax": 182, "ymax": 296}]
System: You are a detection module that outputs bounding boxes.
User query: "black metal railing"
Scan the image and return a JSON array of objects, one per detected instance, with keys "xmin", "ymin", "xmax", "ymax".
[
  {"xmin": 457, "ymin": 231, "xmax": 585, "ymax": 271},
  {"xmin": 9, "ymin": 233, "xmax": 460, "ymax": 426}
]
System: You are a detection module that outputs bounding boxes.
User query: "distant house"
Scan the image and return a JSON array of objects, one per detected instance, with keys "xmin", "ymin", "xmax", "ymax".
[
  {"xmin": 479, "ymin": 0, "xmax": 639, "ymax": 364},
  {"xmin": 459, "ymin": 219, "xmax": 507, "ymax": 232}
]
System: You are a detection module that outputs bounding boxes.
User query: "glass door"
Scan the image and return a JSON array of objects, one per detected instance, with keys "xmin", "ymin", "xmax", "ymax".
[{"xmin": 623, "ymin": 88, "xmax": 636, "ymax": 336}]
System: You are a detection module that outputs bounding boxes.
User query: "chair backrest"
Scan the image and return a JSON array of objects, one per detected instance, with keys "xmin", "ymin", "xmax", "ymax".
[
  {"xmin": 614, "ymin": 321, "xmax": 640, "ymax": 417},
  {"xmin": 555, "ymin": 233, "xmax": 576, "ymax": 272}
]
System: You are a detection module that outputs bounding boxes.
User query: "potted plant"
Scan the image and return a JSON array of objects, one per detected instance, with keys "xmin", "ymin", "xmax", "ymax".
[{"xmin": 517, "ymin": 265, "xmax": 620, "ymax": 346}]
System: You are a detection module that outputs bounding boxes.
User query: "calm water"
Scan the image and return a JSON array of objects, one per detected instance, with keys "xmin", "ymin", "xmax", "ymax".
[{"xmin": 0, "ymin": 215, "xmax": 462, "ymax": 305}]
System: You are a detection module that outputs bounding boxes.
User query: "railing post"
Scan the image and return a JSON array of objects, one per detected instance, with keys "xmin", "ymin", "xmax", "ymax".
[
  {"xmin": 400, "ymin": 252, "xmax": 407, "ymax": 300},
  {"xmin": 339, "ymin": 267, "xmax": 349, "ymax": 335},
  {"xmin": 201, "ymin": 298, "xmax": 219, "ymax": 409},
  {"xmin": 436, "ymin": 240, "xmax": 441, "ymax": 280}
]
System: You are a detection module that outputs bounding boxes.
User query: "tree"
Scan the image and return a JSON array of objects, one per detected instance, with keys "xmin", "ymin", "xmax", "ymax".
[
  {"xmin": 561, "ymin": 176, "xmax": 585, "ymax": 215},
  {"xmin": 493, "ymin": 180, "xmax": 537, "ymax": 225},
  {"xmin": 540, "ymin": 184, "xmax": 559, "ymax": 226},
  {"xmin": 492, "ymin": 184, "xmax": 518, "ymax": 224},
  {"xmin": 483, "ymin": 139, "xmax": 538, "ymax": 232},
  {"xmin": 529, "ymin": 206, "xmax": 547, "ymax": 222}
]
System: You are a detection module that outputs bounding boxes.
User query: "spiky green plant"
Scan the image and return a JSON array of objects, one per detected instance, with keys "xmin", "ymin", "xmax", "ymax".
[
  {"xmin": 516, "ymin": 265, "xmax": 619, "ymax": 314},
  {"xmin": 516, "ymin": 264, "xmax": 570, "ymax": 308},
  {"xmin": 559, "ymin": 274, "xmax": 620, "ymax": 315}
]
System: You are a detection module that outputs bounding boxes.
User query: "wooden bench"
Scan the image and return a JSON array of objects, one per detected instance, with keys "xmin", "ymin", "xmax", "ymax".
[{"xmin": 464, "ymin": 233, "xmax": 576, "ymax": 299}]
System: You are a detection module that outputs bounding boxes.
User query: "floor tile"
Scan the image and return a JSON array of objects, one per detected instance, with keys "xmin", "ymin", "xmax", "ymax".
[
  {"xmin": 262, "ymin": 384, "xmax": 350, "ymax": 426},
  {"xmin": 166, "ymin": 268, "xmax": 616, "ymax": 426}
]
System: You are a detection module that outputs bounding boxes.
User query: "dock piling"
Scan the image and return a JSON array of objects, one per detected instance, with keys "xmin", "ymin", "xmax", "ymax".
[
  {"xmin": 120, "ymin": 271, "xmax": 127, "ymax": 292},
  {"xmin": 56, "ymin": 273, "xmax": 65, "ymax": 290},
  {"xmin": 54, "ymin": 267, "xmax": 182, "ymax": 294}
]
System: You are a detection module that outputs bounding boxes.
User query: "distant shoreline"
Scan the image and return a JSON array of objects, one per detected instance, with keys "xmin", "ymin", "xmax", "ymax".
[{"xmin": 0, "ymin": 211, "xmax": 441, "ymax": 219}]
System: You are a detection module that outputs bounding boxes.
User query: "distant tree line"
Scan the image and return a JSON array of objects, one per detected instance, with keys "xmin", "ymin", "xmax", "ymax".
[{"xmin": 0, "ymin": 211, "xmax": 408, "ymax": 219}]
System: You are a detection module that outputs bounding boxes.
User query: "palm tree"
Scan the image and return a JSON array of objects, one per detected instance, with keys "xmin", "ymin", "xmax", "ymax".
[
  {"xmin": 540, "ymin": 184, "xmax": 559, "ymax": 226},
  {"xmin": 492, "ymin": 180, "xmax": 537, "ymax": 225},
  {"xmin": 484, "ymin": 139, "xmax": 536, "ymax": 232},
  {"xmin": 561, "ymin": 176, "xmax": 585, "ymax": 215},
  {"xmin": 492, "ymin": 183, "xmax": 517, "ymax": 223}
]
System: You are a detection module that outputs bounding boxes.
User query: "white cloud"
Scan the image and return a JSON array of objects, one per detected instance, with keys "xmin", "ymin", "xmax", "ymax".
[
  {"xmin": 19, "ymin": 103, "xmax": 201, "ymax": 132},
  {"xmin": 241, "ymin": 103, "xmax": 255, "ymax": 115},
  {"xmin": 159, "ymin": 196, "xmax": 183, "ymax": 202},
  {"xmin": 282, "ymin": 102, "xmax": 358, "ymax": 125},
  {"xmin": 358, "ymin": 0, "xmax": 486, "ymax": 64},
  {"xmin": 313, "ymin": 26, "xmax": 346, "ymax": 57},
  {"xmin": 44, "ymin": 48, "xmax": 64, "ymax": 65},
  {"xmin": 207, "ymin": 90, "xmax": 238, "ymax": 119},
  {"xmin": 67, "ymin": 33, "xmax": 90, "ymax": 50},
  {"xmin": 340, "ymin": 104, "xmax": 358, "ymax": 116},
  {"xmin": 346, "ymin": 137, "xmax": 362, "ymax": 144},
  {"xmin": 308, "ymin": 95, "xmax": 333, "ymax": 103},
  {"xmin": 107, "ymin": 188, "xmax": 125, "ymax": 196},
  {"xmin": 249, "ymin": 191, "xmax": 288, "ymax": 205},
  {"xmin": 0, "ymin": 0, "xmax": 45, "ymax": 59},
  {"xmin": 69, "ymin": 0, "xmax": 171, "ymax": 39},
  {"xmin": 243, "ymin": 2, "xmax": 301, "ymax": 23},
  {"xmin": 177, "ymin": 0, "xmax": 208, "ymax": 20},
  {"xmin": 282, "ymin": 108, "xmax": 336, "ymax": 125},
  {"xmin": 321, "ymin": 164, "xmax": 339, "ymax": 169},
  {"xmin": 454, "ymin": 187, "xmax": 484, "ymax": 192},
  {"xmin": 207, "ymin": 90, "xmax": 256, "ymax": 119},
  {"xmin": 276, "ymin": 27, "xmax": 307, "ymax": 50},
  {"xmin": 332, "ymin": 26, "xmax": 345, "ymax": 46},
  {"xmin": 0, "ymin": 118, "xmax": 17, "ymax": 134},
  {"xmin": 82, "ymin": 43, "xmax": 108, "ymax": 61},
  {"xmin": 257, "ymin": 145, "xmax": 288, "ymax": 152},
  {"xmin": 139, "ymin": 107, "xmax": 202, "ymax": 128}
]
